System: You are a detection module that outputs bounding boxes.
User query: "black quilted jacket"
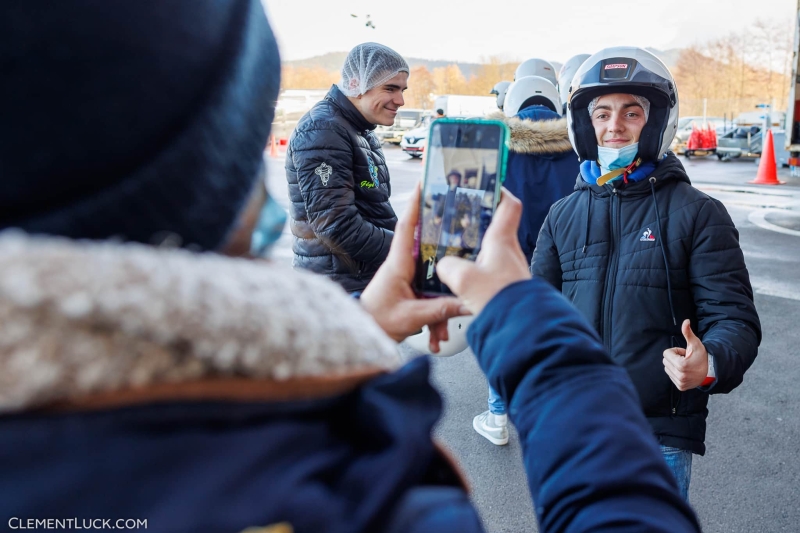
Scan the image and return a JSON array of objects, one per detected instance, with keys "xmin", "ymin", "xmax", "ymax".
[
  {"xmin": 532, "ymin": 153, "xmax": 761, "ymax": 454},
  {"xmin": 285, "ymin": 85, "xmax": 397, "ymax": 292}
]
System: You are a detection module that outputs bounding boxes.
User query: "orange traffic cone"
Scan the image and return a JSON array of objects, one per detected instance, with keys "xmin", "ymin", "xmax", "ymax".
[
  {"xmin": 749, "ymin": 129, "xmax": 785, "ymax": 185},
  {"xmin": 269, "ymin": 135, "xmax": 279, "ymax": 158}
]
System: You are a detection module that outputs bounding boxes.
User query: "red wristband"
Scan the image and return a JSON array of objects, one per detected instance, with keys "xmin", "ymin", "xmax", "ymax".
[{"xmin": 700, "ymin": 376, "xmax": 716, "ymax": 387}]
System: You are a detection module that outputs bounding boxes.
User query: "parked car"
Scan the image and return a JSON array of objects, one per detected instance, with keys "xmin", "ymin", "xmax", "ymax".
[
  {"xmin": 400, "ymin": 115, "xmax": 433, "ymax": 158},
  {"xmin": 376, "ymin": 108, "xmax": 425, "ymax": 145}
]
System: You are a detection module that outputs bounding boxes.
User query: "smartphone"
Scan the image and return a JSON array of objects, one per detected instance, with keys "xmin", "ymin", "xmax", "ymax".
[{"xmin": 413, "ymin": 118, "xmax": 509, "ymax": 296}]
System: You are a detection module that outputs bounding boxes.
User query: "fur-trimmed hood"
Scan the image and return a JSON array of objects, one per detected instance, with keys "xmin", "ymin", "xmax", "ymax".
[
  {"xmin": 0, "ymin": 232, "xmax": 401, "ymax": 413},
  {"xmin": 488, "ymin": 111, "xmax": 573, "ymax": 155}
]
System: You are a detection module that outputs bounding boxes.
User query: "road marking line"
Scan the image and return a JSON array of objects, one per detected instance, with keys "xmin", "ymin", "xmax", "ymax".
[
  {"xmin": 747, "ymin": 209, "xmax": 800, "ymax": 237},
  {"xmin": 749, "ymin": 276, "xmax": 800, "ymax": 301}
]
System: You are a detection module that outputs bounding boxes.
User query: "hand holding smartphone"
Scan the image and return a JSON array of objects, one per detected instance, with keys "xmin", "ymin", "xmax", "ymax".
[{"xmin": 414, "ymin": 119, "xmax": 509, "ymax": 296}]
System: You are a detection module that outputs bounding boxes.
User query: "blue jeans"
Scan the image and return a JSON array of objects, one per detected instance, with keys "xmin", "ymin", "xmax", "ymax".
[
  {"xmin": 660, "ymin": 445, "xmax": 693, "ymax": 501},
  {"xmin": 488, "ymin": 386, "xmax": 506, "ymax": 415}
]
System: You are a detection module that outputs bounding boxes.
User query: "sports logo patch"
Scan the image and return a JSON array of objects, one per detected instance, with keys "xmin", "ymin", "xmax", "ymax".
[
  {"xmin": 366, "ymin": 155, "xmax": 379, "ymax": 187},
  {"xmin": 640, "ymin": 228, "xmax": 656, "ymax": 242},
  {"xmin": 605, "ymin": 63, "xmax": 628, "ymax": 70},
  {"xmin": 314, "ymin": 162, "xmax": 332, "ymax": 186}
]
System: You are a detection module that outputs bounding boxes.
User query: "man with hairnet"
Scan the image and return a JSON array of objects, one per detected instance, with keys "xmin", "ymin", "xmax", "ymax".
[{"xmin": 286, "ymin": 42, "xmax": 409, "ymax": 292}]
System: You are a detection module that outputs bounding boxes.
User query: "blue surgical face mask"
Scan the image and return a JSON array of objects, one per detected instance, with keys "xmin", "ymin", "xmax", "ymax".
[
  {"xmin": 597, "ymin": 142, "xmax": 639, "ymax": 174},
  {"xmin": 250, "ymin": 194, "xmax": 287, "ymax": 258}
]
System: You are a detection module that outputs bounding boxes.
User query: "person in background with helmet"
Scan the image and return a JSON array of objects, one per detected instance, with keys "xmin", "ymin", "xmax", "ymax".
[
  {"xmin": 532, "ymin": 46, "xmax": 761, "ymax": 499},
  {"xmin": 472, "ymin": 75, "xmax": 580, "ymax": 445},
  {"xmin": 557, "ymin": 53, "xmax": 590, "ymax": 115},
  {"xmin": 286, "ymin": 42, "xmax": 408, "ymax": 292},
  {"xmin": 514, "ymin": 57, "xmax": 558, "ymax": 85},
  {"xmin": 490, "ymin": 80, "xmax": 511, "ymax": 111}
]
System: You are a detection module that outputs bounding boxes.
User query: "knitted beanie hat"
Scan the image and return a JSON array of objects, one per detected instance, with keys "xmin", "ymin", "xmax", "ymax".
[{"xmin": 0, "ymin": 0, "xmax": 281, "ymax": 251}]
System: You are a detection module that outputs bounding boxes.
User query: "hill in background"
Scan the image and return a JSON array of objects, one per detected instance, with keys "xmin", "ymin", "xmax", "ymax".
[{"xmin": 283, "ymin": 48, "xmax": 681, "ymax": 78}]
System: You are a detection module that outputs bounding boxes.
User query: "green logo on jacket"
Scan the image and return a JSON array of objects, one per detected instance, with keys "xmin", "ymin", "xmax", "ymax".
[{"xmin": 366, "ymin": 155, "xmax": 379, "ymax": 186}]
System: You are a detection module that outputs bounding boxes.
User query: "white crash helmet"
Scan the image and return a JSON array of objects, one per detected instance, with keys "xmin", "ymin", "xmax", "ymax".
[
  {"xmin": 503, "ymin": 76, "xmax": 561, "ymax": 117},
  {"xmin": 490, "ymin": 81, "xmax": 512, "ymax": 110},
  {"xmin": 514, "ymin": 58, "xmax": 557, "ymax": 85},
  {"xmin": 402, "ymin": 316, "xmax": 475, "ymax": 357},
  {"xmin": 566, "ymin": 46, "xmax": 678, "ymax": 163},
  {"xmin": 557, "ymin": 54, "xmax": 590, "ymax": 114}
]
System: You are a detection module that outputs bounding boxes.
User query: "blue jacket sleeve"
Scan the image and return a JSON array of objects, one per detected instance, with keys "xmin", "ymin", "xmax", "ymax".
[
  {"xmin": 291, "ymin": 121, "xmax": 392, "ymax": 264},
  {"xmin": 468, "ymin": 278, "xmax": 700, "ymax": 533},
  {"xmin": 689, "ymin": 198, "xmax": 761, "ymax": 394}
]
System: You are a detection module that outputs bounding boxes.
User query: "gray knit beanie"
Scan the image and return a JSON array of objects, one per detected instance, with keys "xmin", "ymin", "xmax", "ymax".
[{"xmin": 0, "ymin": 0, "xmax": 281, "ymax": 251}]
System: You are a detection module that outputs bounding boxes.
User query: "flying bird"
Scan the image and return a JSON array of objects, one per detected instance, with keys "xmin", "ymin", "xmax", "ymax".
[{"xmin": 349, "ymin": 13, "xmax": 376, "ymax": 29}]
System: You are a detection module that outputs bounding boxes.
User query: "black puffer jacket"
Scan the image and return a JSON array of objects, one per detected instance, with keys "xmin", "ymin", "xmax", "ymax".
[
  {"xmin": 286, "ymin": 84, "xmax": 397, "ymax": 292},
  {"xmin": 532, "ymin": 153, "xmax": 761, "ymax": 454}
]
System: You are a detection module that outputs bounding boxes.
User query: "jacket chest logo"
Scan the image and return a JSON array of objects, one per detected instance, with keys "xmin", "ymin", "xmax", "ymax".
[
  {"xmin": 366, "ymin": 155, "xmax": 379, "ymax": 186},
  {"xmin": 314, "ymin": 162, "xmax": 332, "ymax": 186},
  {"xmin": 640, "ymin": 228, "xmax": 656, "ymax": 242}
]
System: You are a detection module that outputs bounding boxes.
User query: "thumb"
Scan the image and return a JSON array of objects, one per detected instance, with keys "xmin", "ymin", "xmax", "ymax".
[
  {"xmin": 482, "ymin": 188, "xmax": 523, "ymax": 246},
  {"xmin": 436, "ymin": 256, "xmax": 474, "ymax": 297},
  {"xmin": 681, "ymin": 319, "xmax": 699, "ymax": 354},
  {"xmin": 405, "ymin": 296, "xmax": 469, "ymax": 326}
]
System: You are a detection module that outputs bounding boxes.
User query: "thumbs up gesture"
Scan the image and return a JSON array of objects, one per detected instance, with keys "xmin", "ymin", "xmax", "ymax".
[{"xmin": 662, "ymin": 319, "xmax": 709, "ymax": 391}]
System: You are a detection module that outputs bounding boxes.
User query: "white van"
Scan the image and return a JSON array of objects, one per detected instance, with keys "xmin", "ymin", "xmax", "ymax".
[
  {"xmin": 400, "ymin": 96, "xmax": 499, "ymax": 158},
  {"xmin": 432, "ymin": 95, "xmax": 498, "ymax": 118}
]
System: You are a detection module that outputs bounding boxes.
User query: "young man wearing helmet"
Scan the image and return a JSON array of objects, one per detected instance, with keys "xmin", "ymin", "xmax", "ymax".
[
  {"xmin": 532, "ymin": 47, "xmax": 761, "ymax": 499},
  {"xmin": 472, "ymin": 75, "xmax": 580, "ymax": 445},
  {"xmin": 286, "ymin": 42, "xmax": 408, "ymax": 292}
]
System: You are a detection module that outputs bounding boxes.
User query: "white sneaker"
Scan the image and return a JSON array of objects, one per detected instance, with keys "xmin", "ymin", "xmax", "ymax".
[{"xmin": 473, "ymin": 410, "xmax": 509, "ymax": 445}]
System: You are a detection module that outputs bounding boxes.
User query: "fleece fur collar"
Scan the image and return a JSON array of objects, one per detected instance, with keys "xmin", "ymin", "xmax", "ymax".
[
  {"xmin": 0, "ymin": 232, "xmax": 401, "ymax": 413},
  {"xmin": 488, "ymin": 111, "xmax": 573, "ymax": 155}
]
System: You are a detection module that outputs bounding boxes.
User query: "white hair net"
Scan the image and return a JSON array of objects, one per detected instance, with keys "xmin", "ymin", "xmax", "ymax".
[
  {"xmin": 338, "ymin": 42, "xmax": 409, "ymax": 97},
  {"xmin": 588, "ymin": 94, "xmax": 650, "ymax": 122}
]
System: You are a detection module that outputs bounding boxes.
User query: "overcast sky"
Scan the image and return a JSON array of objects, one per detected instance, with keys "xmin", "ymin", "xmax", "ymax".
[{"xmin": 263, "ymin": 0, "xmax": 796, "ymax": 64}]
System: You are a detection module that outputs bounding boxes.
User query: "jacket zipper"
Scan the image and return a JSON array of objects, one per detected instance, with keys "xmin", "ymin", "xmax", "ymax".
[
  {"xmin": 669, "ymin": 335, "xmax": 681, "ymax": 415},
  {"xmin": 671, "ymin": 386, "xmax": 681, "ymax": 415},
  {"xmin": 601, "ymin": 188, "xmax": 620, "ymax": 353}
]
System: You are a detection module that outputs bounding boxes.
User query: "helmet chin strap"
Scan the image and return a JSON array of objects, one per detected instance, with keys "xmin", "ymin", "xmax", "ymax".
[{"xmin": 596, "ymin": 157, "xmax": 642, "ymax": 186}]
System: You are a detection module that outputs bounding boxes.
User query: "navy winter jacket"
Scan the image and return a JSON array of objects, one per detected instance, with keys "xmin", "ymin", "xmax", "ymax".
[
  {"xmin": 495, "ymin": 106, "xmax": 579, "ymax": 263},
  {"xmin": 0, "ymin": 250, "xmax": 701, "ymax": 533},
  {"xmin": 470, "ymin": 279, "xmax": 700, "ymax": 532},
  {"xmin": 286, "ymin": 84, "xmax": 397, "ymax": 292},
  {"xmin": 533, "ymin": 153, "xmax": 762, "ymax": 454}
]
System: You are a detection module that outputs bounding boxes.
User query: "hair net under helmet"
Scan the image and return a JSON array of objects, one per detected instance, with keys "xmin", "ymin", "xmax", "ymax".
[
  {"xmin": 566, "ymin": 46, "xmax": 679, "ymax": 162},
  {"xmin": 339, "ymin": 42, "xmax": 409, "ymax": 97},
  {"xmin": 588, "ymin": 94, "xmax": 650, "ymax": 122}
]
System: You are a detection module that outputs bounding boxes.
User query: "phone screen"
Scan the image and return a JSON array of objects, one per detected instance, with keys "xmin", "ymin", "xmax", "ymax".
[{"xmin": 414, "ymin": 120, "xmax": 507, "ymax": 296}]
